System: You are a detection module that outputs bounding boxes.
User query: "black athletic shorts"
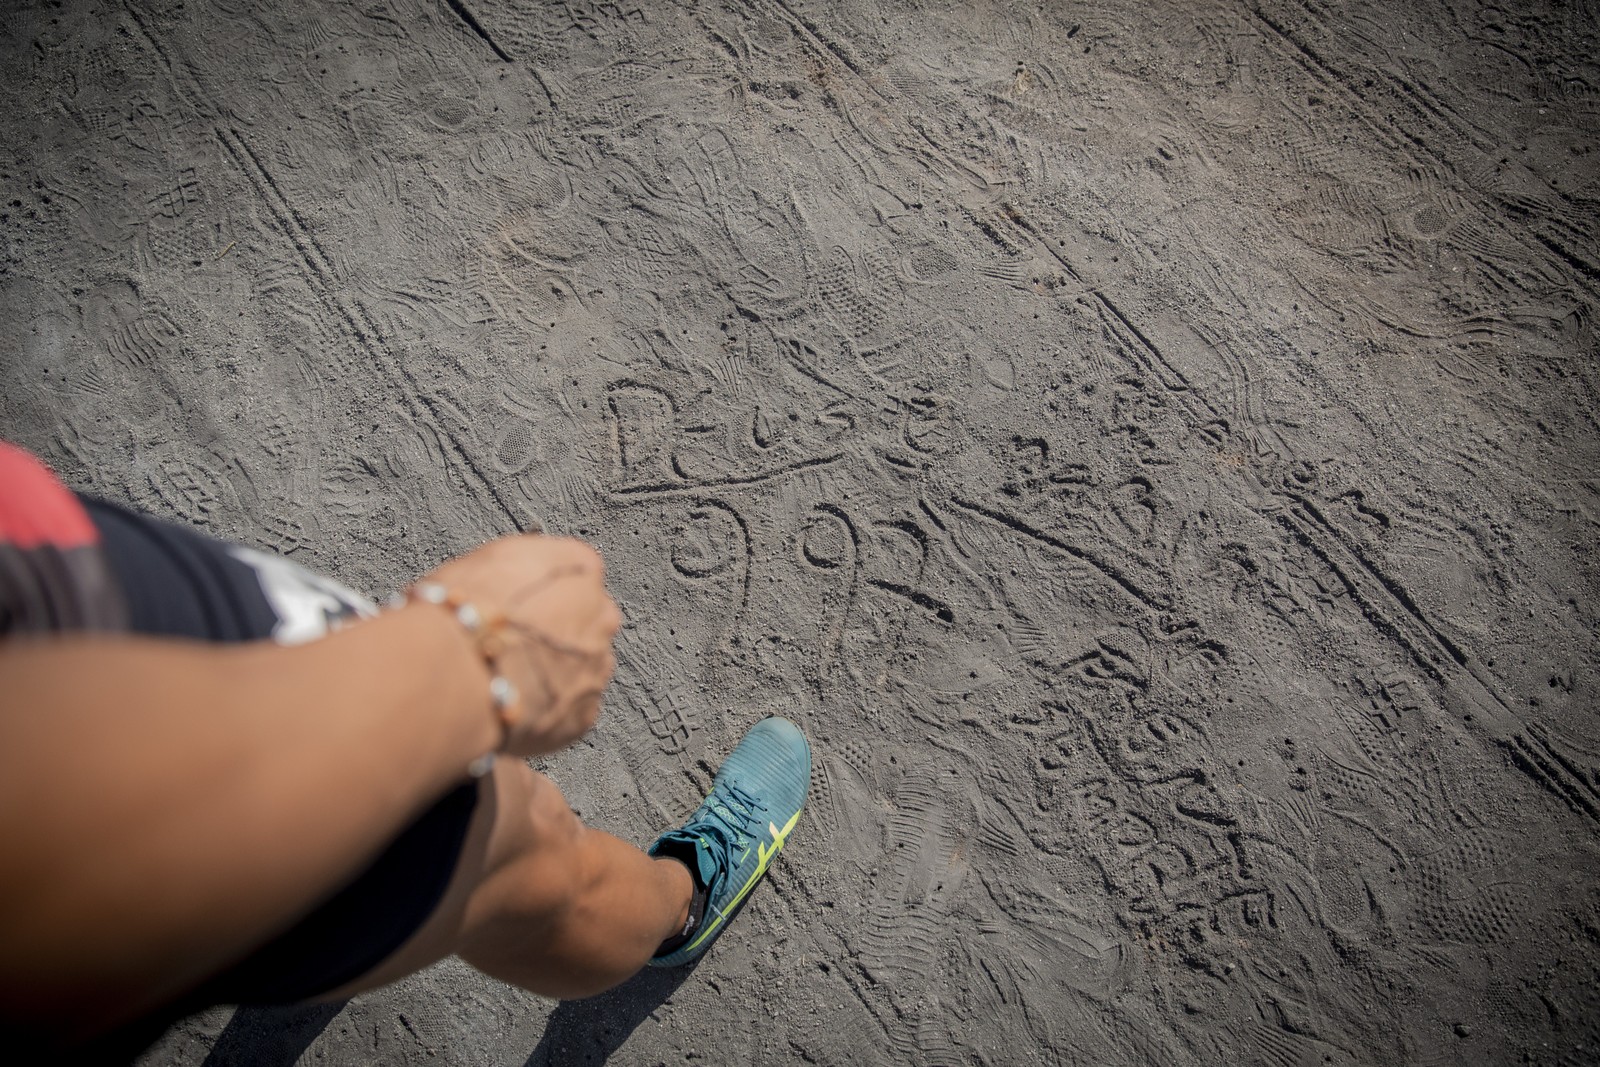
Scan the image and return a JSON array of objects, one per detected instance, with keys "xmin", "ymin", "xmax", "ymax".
[
  {"xmin": 85, "ymin": 499, "xmax": 481, "ymax": 999},
  {"xmin": 6, "ymin": 488, "xmax": 481, "ymax": 1059}
]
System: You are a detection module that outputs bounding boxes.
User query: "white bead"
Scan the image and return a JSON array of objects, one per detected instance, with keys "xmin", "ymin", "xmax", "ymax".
[{"xmin": 489, "ymin": 675, "xmax": 517, "ymax": 711}]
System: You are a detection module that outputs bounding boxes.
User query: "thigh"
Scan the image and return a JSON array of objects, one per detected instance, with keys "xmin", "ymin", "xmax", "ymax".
[{"xmin": 316, "ymin": 758, "xmax": 578, "ymax": 999}]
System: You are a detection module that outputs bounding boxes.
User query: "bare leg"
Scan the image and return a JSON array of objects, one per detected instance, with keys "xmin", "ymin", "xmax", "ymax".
[
  {"xmin": 453, "ymin": 766, "xmax": 693, "ymax": 998},
  {"xmin": 322, "ymin": 759, "xmax": 692, "ymax": 1003}
]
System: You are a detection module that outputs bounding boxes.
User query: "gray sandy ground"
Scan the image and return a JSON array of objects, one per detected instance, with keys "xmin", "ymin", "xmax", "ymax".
[{"xmin": 3, "ymin": 0, "xmax": 1598, "ymax": 1063}]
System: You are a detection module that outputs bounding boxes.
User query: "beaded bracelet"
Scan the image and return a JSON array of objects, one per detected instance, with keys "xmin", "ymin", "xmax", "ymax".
[{"xmin": 403, "ymin": 581, "xmax": 519, "ymax": 778}]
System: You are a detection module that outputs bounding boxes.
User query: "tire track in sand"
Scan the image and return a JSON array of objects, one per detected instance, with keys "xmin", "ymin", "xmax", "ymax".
[
  {"xmin": 728, "ymin": 0, "xmax": 1595, "ymax": 825},
  {"xmin": 124, "ymin": 0, "xmax": 523, "ymax": 535}
]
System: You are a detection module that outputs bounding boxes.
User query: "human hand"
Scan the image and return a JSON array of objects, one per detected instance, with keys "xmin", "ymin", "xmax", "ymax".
[{"xmin": 418, "ymin": 535, "xmax": 621, "ymax": 757}]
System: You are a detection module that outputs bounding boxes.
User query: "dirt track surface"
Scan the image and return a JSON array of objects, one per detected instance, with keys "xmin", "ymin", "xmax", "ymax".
[{"xmin": 3, "ymin": 0, "xmax": 1599, "ymax": 1063}]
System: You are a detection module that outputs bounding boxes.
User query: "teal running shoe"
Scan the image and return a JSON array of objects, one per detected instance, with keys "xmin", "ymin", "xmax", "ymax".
[{"xmin": 647, "ymin": 716, "xmax": 811, "ymax": 967}]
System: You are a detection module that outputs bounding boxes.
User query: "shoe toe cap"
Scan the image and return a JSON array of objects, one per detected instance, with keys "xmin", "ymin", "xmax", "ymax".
[
  {"xmin": 753, "ymin": 715, "xmax": 809, "ymax": 753},
  {"xmin": 738, "ymin": 716, "xmax": 812, "ymax": 806}
]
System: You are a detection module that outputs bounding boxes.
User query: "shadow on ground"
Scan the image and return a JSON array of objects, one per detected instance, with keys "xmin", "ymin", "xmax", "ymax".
[
  {"xmin": 198, "ymin": 1001, "xmax": 346, "ymax": 1067},
  {"xmin": 524, "ymin": 963, "xmax": 696, "ymax": 1066}
]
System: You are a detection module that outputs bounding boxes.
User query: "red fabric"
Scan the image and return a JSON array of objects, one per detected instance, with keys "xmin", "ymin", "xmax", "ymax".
[{"xmin": 0, "ymin": 442, "xmax": 98, "ymax": 549}]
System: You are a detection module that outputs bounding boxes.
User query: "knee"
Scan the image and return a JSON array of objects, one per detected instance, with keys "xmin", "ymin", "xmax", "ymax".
[
  {"xmin": 481, "ymin": 767, "xmax": 591, "ymax": 917},
  {"xmin": 524, "ymin": 771, "xmax": 586, "ymax": 862}
]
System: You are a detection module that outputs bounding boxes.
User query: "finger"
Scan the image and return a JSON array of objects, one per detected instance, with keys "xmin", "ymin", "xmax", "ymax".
[
  {"xmin": 499, "ymin": 566, "xmax": 605, "ymax": 615},
  {"xmin": 577, "ymin": 689, "xmax": 604, "ymax": 733},
  {"xmin": 523, "ymin": 536, "xmax": 604, "ymax": 570}
]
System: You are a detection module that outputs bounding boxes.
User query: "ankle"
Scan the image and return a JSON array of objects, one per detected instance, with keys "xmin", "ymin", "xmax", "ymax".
[
  {"xmin": 652, "ymin": 855, "xmax": 708, "ymax": 956},
  {"xmin": 656, "ymin": 855, "xmax": 696, "ymax": 932}
]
